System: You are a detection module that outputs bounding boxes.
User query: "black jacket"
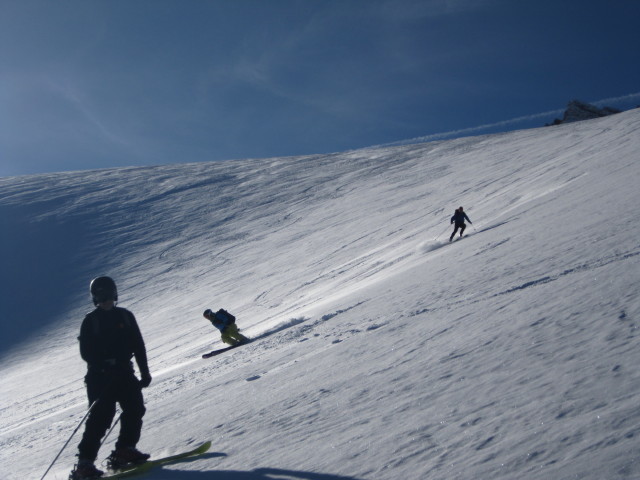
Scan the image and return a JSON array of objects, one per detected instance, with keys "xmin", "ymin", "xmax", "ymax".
[
  {"xmin": 451, "ymin": 210, "xmax": 471, "ymax": 225},
  {"xmin": 79, "ymin": 306, "xmax": 150, "ymax": 379}
]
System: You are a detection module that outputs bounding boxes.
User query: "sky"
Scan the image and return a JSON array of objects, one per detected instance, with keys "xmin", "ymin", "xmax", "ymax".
[{"xmin": 1, "ymin": 0, "xmax": 639, "ymax": 177}]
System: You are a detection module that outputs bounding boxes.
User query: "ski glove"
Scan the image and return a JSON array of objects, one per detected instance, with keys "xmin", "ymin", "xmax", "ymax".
[{"xmin": 139, "ymin": 373, "xmax": 152, "ymax": 388}]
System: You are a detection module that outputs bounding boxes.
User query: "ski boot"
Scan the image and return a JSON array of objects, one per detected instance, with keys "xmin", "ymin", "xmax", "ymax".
[
  {"xmin": 107, "ymin": 447, "xmax": 150, "ymax": 470},
  {"xmin": 69, "ymin": 460, "xmax": 104, "ymax": 480}
]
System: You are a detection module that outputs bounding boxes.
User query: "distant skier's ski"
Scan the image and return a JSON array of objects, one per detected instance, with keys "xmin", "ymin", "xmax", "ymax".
[
  {"xmin": 99, "ymin": 441, "xmax": 211, "ymax": 479},
  {"xmin": 202, "ymin": 340, "xmax": 249, "ymax": 359}
]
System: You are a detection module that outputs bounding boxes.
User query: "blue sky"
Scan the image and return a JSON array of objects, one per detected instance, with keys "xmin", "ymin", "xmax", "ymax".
[{"xmin": 1, "ymin": 0, "xmax": 639, "ymax": 177}]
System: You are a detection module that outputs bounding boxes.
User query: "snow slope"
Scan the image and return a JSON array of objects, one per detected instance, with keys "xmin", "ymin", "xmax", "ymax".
[{"xmin": 1, "ymin": 109, "xmax": 639, "ymax": 480}]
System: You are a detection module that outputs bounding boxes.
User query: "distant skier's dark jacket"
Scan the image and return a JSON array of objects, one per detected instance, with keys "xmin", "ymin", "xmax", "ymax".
[
  {"xmin": 79, "ymin": 306, "xmax": 150, "ymax": 379},
  {"xmin": 451, "ymin": 210, "xmax": 471, "ymax": 226}
]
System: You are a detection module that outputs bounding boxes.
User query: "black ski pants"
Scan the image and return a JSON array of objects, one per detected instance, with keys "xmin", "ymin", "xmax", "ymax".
[
  {"xmin": 450, "ymin": 222, "xmax": 466, "ymax": 240},
  {"xmin": 78, "ymin": 371, "xmax": 146, "ymax": 462}
]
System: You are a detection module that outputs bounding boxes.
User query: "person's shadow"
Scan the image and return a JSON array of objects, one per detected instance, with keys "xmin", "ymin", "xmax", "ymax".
[{"xmin": 139, "ymin": 453, "xmax": 366, "ymax": 479}]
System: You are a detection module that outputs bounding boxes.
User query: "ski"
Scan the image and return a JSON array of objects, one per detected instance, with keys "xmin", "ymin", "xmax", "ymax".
[
  {"xmin": 449, "ymin": 234, "xmax": 467, "ymax": 242},
  {"xmin": 99, "ymin": 441, "xmax": 211, "ymax": 479}
]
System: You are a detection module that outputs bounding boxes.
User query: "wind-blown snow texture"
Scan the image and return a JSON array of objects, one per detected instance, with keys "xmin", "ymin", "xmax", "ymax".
[{"xmin": 1, "ymin": 110, "xmax": 639, "ymax": 480}]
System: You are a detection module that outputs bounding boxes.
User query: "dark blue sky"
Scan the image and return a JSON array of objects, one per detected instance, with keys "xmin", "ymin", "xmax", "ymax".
[{"xmin": 1, "ymin": 0, "xmax": 639, "ymax": 177}]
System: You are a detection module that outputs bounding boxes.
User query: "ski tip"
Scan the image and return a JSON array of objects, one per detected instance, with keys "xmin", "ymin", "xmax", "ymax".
[{"xmin": 194, "ymin": 440, "xmax": 212, "ymax": 454}]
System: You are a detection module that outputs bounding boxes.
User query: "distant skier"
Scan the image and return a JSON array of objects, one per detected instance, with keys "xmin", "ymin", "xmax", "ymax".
[
  {"xmin": 203, "ymin": 308, "xmax": 249, "ymax": 346},
  {"xmin": 449, "ymin": 206, "xmax": 472, "ymax": 241},
  {"xmin": 70, "ymin": 276, "xmax": 152, "ymax": 480}
]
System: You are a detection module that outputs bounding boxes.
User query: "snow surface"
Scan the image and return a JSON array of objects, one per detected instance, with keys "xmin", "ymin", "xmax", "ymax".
[{"xmin": 1, "ymin": 109, "xmax": 640, "ymax": 480}]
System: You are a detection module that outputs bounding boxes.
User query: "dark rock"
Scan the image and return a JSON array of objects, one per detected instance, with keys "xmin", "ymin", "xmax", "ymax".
[{"xmin": 546, "ymin": 100, "xmax": 621, "ymax": 126}]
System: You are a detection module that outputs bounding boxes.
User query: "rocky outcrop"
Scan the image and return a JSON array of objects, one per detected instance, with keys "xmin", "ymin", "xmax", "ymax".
[{"xmin": 547, "ymin": 100, "xmax": 621, "ymax": 126}]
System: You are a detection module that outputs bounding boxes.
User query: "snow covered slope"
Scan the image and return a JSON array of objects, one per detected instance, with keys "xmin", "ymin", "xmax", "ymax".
[{"xmin": 1, "ymin": 109, "xmax": 639, "ymax": 480}]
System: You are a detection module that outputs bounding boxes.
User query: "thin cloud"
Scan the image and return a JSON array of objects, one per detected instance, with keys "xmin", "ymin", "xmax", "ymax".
[
  {"xmin": 593, "ymin": 92, "xmax": 640, "ymax": 107},
  {"xmin": 379, "ymin": 92, "xmax": 640, "ymax": 147},
  {"xmin": 47, "ymin": 80, "xmax": 131, "ymax": 149},
  {"xmin": 378, "ymin": 109, "xmax": 565, "ymax": 146}
]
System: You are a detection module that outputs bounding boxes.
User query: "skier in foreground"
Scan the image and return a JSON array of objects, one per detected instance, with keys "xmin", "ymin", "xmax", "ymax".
[
  {"xmin": 203, "ymin": 308, "xmax": 249, "ymax": 346},
  {"xmin": 449, "ymin": 206, "xmax": 472, "ymax": 241},
  {"xmin": 70, "ymin": 276, "xmax": 152, "ymax": 480}
]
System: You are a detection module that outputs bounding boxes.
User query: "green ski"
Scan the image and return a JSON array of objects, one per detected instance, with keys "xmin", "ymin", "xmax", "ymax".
[{"xmin": 100, "ymin": 441, "xmax": 211, "ymax": 479}]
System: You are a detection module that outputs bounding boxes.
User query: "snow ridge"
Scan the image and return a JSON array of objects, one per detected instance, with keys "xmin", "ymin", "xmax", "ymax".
[{"xmin": 1, "ymin": 110, "xmax": 639, "ymax": 480}]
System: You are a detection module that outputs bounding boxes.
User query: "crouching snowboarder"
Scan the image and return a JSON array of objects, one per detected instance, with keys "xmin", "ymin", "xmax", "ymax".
[
  {"xmin": 203, "ymin": 308, "xmax": 249, "ymax": 346},
  {"xmin": 450, "ymin": 206, "xmax": 472, "ymax": 241}
]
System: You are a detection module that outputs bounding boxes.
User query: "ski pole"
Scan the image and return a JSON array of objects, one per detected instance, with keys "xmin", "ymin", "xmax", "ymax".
[
  {"xmin": 434, "ymin": 224, "xmax": 450, "ymax": 241},
  {"xmin": 39, "ymin": 398, "xmax": 99, "ymax": 480},
  {"xmin": 100, "ymin": 411, "xmax": 122, "ymax": 449}
]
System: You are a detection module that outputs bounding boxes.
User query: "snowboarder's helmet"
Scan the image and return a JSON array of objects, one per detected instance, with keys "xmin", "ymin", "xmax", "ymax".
[
  {"xmin": 90, "ymin": 276, "xmax": 118, "ymax": 305},
  {"xmin": 203, "ymin": 309, "xmax": 213, "ymax": 318}
]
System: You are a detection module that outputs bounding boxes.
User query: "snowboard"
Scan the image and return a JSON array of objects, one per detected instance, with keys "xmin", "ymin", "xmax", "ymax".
[
  {"xmin": 99, "ymin": 440, "xmax": 211, "ymax": 479},
  {"xmin": 202, "ymin": 340, "xmax": 249, "ymax": 358}
]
